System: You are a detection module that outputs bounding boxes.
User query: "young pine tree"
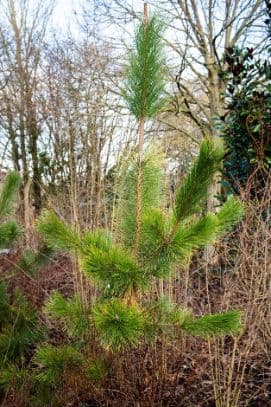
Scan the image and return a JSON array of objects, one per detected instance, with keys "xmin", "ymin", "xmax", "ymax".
[
  {"xmin": 0, "ymin": 171, "xmax": 22, "ymax": 248},
  {"xmin": 37, "ymin": 11, "xmax": 244, "ymax": 357},
  {"xmin": 0, "ymin": 172, "xmax": 44, "ymax": 401}
]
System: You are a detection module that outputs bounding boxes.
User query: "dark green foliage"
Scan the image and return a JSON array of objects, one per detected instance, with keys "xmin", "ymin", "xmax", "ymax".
[
  {"xmin": 0, "ymin": 365, "xmax": 26, "ymax": 393},
  {"xmin": 0, "ymin": 288, "xmax": 43, "ymax": 363},
  {"xmin": 0, "ymin": 221, "xmax": 22, "ymax": 248},
  {"xmin": 220, "ymin": 44, "xmax": 271, "ymax": 197},
  {"xmin": 92, "ymin": 299, "xmax": 145, "ymax": 350},
  {"xmin": 0, "ymin": 283, "xmax": 44, "ymax": 402},
  {"xmin": 87, "ymin": 358, "xmax": 108, "ymax": 382},
  {"xmin": 123, "ymin": 15, "xmax": 168, "ymax": 119},
  {"xmin": 0, "ymin": 282, "xmax": 9, "ymax": 314},
  {"xmin": 32, "ymin": 345, "xmax": 108, "ymax": 403}
]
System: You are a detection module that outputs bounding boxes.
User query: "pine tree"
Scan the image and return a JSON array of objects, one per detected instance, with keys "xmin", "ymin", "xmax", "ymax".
[
  {"xmin": 0, "ymin": 171, "xmax": 22, "ymax": 248},
  {"xmin": 0, "ymin": 281, "xmax": 44, "ymax": 399},
  {"xmin": 37, "ymin": 9, "xmax": 244, "ymax": 356},
  {"xmin": 0, "ymin": 171, "xmax": 54, "ymax": 278},
  {"xmin": 0, "ymin": 172, "xmax": 45, "ymax": 402}
]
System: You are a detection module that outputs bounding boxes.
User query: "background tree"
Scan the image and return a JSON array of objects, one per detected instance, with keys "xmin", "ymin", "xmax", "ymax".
[
  {"xmin": 0, "ymin": 0, "xmax": 54, "ymax": 226},
  {"xmin": 41, "ymin": 36, "xmax": 120, "ymax": 229}
]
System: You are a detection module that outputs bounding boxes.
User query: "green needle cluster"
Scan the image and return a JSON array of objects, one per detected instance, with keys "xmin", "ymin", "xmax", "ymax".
[{"xmin": 123, "ymin": 15, "xmax": 168, "ymax": 119}]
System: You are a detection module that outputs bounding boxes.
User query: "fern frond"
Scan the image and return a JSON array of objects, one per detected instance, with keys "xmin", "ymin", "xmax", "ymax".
[
  {"xmin": 123, "ymin": 14, "xmax": 167, "ymax": 119},
  {"xmin": 0, "ymin": 171, "xmax": 21, "ymax": 219}
]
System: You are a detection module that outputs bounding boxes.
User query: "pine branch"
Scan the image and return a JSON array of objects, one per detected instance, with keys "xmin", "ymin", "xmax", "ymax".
[
  {"xmin": 0, "ymin": 221, "xmax": 22, "ymax": 248},
  {"xmin": 92, "ymin": 299, "xmax": 144, "ymax": 351},
  {"xmin": 117, "ymin": 151, "xmax": 164, "ymax": 249},
  {"xmin": 37, "ymin": 210, "xmax": 81, "ymax": 252},
  {"xmin": 81, "ymin": 229, "xmax": 113, "ymax": 255},
  {"xmin": 216, "ymin": 196, "xmax": 244, "ymax": 233},
  {"xmin": 182, "ymin": 311, "xmax": 242, "ymax": 337},
  {"xmin": 0, "ymin": 172, "xmax": 21, "ymax": 220},
  {"xmin": 172, "ymin": 197, "xmax": 244, "ymax": 261},
  {"xmin": 145, "ymin": 297, "xmax": 192, "ymax": 339},
  {"xmin": 45, "ymin": 292, "xmax": 91, "ymax": 338},
  {"xmin": 35, "ymin": 345, "xmax": 83, "ymax": 386},
  {"xmin": 141, "ymin": 196, "xmax": 244, "ymax": 278},
  {"xmin": 123, "ymin": 14, "xmax": 168, "ymax": 119},
  {"xmin": 145, "ymin": 299, "xmax": 241, "ymax": 339},
  {"xmin": 82, "ymin": 243, "xmax": 148, "ymax": 297},
  {"xmin": 174, "ymin": 139, "xmax": 224, "ymax": 222},
  {"xmin": 17, "ymin": 245, "xmax": 55, "ymax": 277}
]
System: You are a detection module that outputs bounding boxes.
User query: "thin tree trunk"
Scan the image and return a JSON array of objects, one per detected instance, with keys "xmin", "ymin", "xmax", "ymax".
[{"xmin": 134, "ymin": 116, "xmax": 145, "ymax": 255}]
